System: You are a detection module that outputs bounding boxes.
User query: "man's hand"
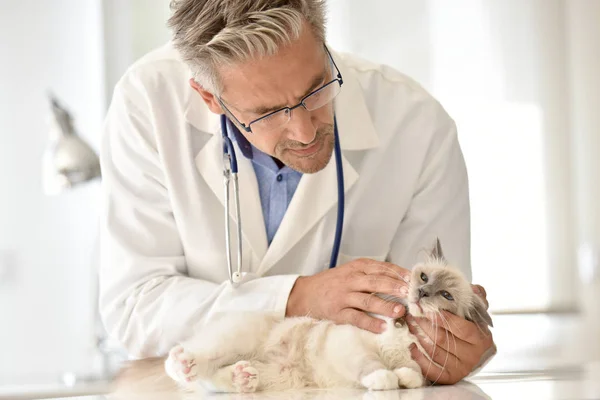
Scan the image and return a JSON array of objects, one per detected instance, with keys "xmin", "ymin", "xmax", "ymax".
[
  {"xmin": 286, "ymin": 258, "xmax": 410, "ymax": 333},
  {"xmin": 406, "ymin": 285, "xmax": 494, "ymax": 384}
]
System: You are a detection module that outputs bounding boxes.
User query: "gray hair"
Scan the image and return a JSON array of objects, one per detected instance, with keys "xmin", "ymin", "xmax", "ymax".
[{"xmin": 168, "ymin": 0, "xmax": 327, "ymax": 95}]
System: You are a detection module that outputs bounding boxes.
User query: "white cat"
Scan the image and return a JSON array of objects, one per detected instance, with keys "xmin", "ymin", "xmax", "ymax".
[{"xmin": 114, "ymin": 240, "xmax": 492, "ymax": 395}]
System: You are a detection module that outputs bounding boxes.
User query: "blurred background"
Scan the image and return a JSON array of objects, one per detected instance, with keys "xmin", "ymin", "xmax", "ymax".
[{"xmin": 0, "ymin": 0, "xmax": 598, "ymax": 392}]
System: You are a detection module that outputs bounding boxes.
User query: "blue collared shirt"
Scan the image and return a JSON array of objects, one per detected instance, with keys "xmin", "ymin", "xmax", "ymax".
[{"xmin": 226, "ymin": 119, "xmax": 302, "ymax": 245}]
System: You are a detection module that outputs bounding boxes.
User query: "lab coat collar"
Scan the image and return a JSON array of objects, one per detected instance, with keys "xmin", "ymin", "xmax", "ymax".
[{"xmin": 184, "ymin": 48, "xmax": 380, "ymax": 151}]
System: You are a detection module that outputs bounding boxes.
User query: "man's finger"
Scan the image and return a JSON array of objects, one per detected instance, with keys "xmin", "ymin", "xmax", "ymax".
[
  {"xmin": 406, "ymin": 315, "xmax": 466, "ymax": 357},
  {"xmin": 347, "ymin": 293, "xmax": 406, "ymax": 319},
  {"xmin": 432, "ymin": 311, "xmax": 485, "ymax": 345},
  {"xmin": 472, "ymin": 284, "xmax": 488, "ymax": 309},
  {"xmin": 409, "ymin": 344, "xmax": 456, "ymax": 385},
  {"xmin": 359, "ymin": 260, "xmax": 411, "ymax": 283},
  {"xmin": 411, "ymin": 331, "xmax": 464, "ymax": 374},
  {"xmin": 353, "ymin": 274, "xmax": 409, "ymax": 297},
  {"xmin": 339, "ymin": 308, "xmax": 386, "ymax": 334},
  {"xmin": 472, "ymin": 284, "xmax": 486, "ymax": 298}
]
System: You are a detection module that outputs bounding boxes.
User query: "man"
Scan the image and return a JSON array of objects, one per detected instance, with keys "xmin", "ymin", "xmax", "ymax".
[{"xmin": 99, "ymin": 0, "xmax": 495, "ymax": 385}]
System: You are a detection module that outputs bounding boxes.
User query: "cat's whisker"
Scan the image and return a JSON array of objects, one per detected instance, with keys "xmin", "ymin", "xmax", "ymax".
[
  {"xmin": 371, "ymin": 293, "xmax": 398, "ymax": 308},
  {"xmin": 438, "ymin": 311, "xmax": 458, "ymax": 371},
  {"xmin": 430, "ymin": 311, "xmax": 450, "ymax": 386},
  {"xmin": 371, "ymin": 293, "xmax": 397, "ymax": 310},
  {"xmin": 375, "ymin": 276, "xmax": 409, "ymax": 296},
  {"xmin": 375, "ymin": 264, "xmax": 407, "ymax": 282},
  {"xmin": 375, "ymin": 293, "xmax": 405, "ymax": 307},
  {"xmin": 443, "ymin": 312, "xmax": 463, "ymax": 337},
  {"xmin": 440, "ymin": 313, "xmax": 458, "ymax": 368},
  {"xmin": 423, "ymin": 312, "xmax": 439, "ymax": 385},
  {"xmin": 304, "ymin": 307, "xmax": 314, "ymax": 319}
]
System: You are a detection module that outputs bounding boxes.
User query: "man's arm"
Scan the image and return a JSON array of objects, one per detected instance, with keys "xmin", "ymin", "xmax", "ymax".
[{"xmin": 98, "ymin": 78, "xmax": 300, "ymax": 358}]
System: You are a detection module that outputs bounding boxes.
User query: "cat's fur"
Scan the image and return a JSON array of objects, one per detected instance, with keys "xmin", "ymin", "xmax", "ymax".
[{"xmin": 113, "ymin": 240, "xmax": 492, "ymax": 395}]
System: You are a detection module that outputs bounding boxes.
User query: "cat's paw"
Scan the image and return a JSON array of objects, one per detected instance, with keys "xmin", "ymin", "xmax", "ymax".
[
  {"xmin": 231, "ymin": 361, "xmax": 259, "ymax": 393},
  {"xmin": 165, "ymin": 345, "xmax": 198, "ymax": 384},
  {"xmin": 361, "ymin": 369, "xmax": 400, "ymax": 391},
  {"xmin": 394, "ymin": 367, "xmax": 424, "ymax": 389}
]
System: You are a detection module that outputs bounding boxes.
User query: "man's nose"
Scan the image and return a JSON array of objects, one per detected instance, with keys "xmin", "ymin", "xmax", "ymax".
[{"xmin": 287, "ymin": 107, "xmax": 317, "ymax": 144}]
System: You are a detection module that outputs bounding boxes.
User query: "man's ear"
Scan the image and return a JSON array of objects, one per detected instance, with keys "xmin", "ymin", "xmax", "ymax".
[{"xmin": 189, "ymin": 78, "xmax": 223, "ymax": 114}]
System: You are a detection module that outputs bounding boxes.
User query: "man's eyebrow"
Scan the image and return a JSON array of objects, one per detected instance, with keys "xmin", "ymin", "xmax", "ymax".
[{"xmin": 248, "ymin": 69, "xmax": 327, "ymax": 116}]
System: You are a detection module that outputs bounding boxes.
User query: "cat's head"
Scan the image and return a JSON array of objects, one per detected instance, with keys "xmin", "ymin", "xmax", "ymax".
[{"xmin": 406, "ymin": 239, "xmax": 493, "ymax": 328}]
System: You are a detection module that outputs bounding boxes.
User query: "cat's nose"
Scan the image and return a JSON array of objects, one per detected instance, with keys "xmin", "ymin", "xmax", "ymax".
[{"xmin": 418, "ymin": 288, "xmax": 429, "ymax": 299}]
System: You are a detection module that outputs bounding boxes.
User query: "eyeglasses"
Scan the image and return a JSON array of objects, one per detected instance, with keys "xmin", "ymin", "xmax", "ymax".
[{"xmin": 218, "ymin": 46, "xmax": 344, "ymax": 135}]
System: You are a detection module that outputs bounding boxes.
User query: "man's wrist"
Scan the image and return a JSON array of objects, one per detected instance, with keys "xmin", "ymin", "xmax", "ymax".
[{"xmin": 286, "ymin": 275, "xmax": 308, "ymax": 317}]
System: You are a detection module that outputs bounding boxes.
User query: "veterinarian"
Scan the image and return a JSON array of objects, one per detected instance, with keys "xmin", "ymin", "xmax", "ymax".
[{"xmin": 99, "ymin": 0, "xmax": 496, "ymax": 384}]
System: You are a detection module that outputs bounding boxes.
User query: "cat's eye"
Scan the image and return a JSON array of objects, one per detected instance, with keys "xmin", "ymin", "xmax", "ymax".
[
  {"xmin": 420, "ymin": 272, "xmax": 428, "ymax": 283},
  {"xmin": 440, "ymin": 291, "xmax": 454, "ymax": 301}
]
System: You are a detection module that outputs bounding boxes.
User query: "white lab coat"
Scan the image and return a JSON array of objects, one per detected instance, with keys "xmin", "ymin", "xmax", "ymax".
[{"xmin": 99, "ymin": 43, "xmax": 471, "ymax": 358}]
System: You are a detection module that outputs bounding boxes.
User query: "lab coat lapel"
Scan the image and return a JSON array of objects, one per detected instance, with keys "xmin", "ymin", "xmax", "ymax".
[
  {"xmin": 194, "ymin": 128, "xmax": 269, "ymax": 265},
  {"xmin": 256, "ymin": 152, "xmax": 358, "ymax": 275}
]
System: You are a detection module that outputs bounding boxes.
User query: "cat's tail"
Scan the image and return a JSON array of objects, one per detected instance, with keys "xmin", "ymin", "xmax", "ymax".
[{"xmin": 111, "ymin": 356, "xmax": 179, "ymax": 397}]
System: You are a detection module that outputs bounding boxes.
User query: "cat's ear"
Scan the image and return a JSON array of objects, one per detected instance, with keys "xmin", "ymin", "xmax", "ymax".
[
  {"xmin": 430, "ymin": 237, "xmax": 446, "ymax": 263},
  {"xmin": 467, "ymin": 296, "xmax": 494, "ymax": 328}
]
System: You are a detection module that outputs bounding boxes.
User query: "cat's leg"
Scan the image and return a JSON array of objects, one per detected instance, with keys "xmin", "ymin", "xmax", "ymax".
[
  {"xmin": 200, "ymin": 360, "xmax": 260, "ymax": 393},
  {"xmin": 165, "ymin": 314, "xmax": 276, "ymax": 388},
  {"xmin": 320, "ymin": 328, "xmax": 399, "ymax": 391},
  {"xmin": 361, "ymin": 368, "xmax": 402, "ymax": 391},
  {"xmin": 166, "ymin": 347, "xmax": 261, "ymax": 393},
  {"xmin": 164, "ymin": 342, "xmax": 251, "ymax": 388},
  {"xmin": 393, "ymin": 360, "xmax": 425, "ymax": 389},
  {"xmin": 165, "ymin": 344, "xmax": 200, "ymax": 384}
]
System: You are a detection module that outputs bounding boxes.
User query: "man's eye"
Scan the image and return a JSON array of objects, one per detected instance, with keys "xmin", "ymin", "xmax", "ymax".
[
  {"xmin": 440, "ymin": 291, "xmax": 454, "ymax": 301},
  {"xmin": 420, "ymin": 272, "xmax": 428, "ymax": 283}
]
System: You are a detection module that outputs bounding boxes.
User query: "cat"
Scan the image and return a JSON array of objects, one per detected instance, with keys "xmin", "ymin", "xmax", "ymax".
[{"xmin": 113, "ymin": 239, "xmax": 492, "ymax": 395}]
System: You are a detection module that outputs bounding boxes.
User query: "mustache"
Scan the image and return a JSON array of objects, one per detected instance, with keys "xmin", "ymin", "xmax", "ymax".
[{"xmin": 280, "ymin": 125, "xmax": 334, "ymax": 150}]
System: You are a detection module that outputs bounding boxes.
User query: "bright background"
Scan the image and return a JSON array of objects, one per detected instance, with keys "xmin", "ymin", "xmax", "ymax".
[{"xmin": 1, "ymin": 0, "xmax": 598, "ymax": 385}]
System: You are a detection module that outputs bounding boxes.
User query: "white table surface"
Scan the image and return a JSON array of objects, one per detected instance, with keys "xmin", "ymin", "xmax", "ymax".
[{"xmin": 2, "ymin": 364, "xmax": 600, "ymax": 400}]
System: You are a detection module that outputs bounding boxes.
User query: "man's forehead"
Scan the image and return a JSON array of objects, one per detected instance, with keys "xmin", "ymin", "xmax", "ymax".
[{"xmin": 218, "ymin": 45, "xmax": 328, "ymax": 113}]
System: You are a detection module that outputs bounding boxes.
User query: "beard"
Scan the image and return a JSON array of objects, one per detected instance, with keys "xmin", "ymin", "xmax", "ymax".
[{"xmin": 275, "ymin": 124, "xmax": 335, "ymax": 174}]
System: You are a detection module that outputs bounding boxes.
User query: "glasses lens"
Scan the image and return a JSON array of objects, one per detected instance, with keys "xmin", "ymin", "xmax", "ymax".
[
  {"xmin": 250, "ymin": 108, "xmax": 291, "ymax": 134},
  {"xmin": 303, "ymin": 81, "xmax": 341, "ymax": 111}
]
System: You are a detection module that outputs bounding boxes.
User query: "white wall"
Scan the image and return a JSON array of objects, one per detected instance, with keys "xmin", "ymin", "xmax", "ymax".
[
  {"xmin": 566, "ymin": 0, "xmax": 600, "ymax": 360},
  {"xmin": 327, "ymin": 0, "xmax": 578, "ymax": 313},
  {"xmin": 0, "ymin": 0, "xmax": 105, "ymax": 382},
  {"xmin": 0, "ymin": 0, "xmax": 175, "ymax": 382},
  {"xmin": 131, "ymin": 0, "xmax": 172, "ymax": 58},
  {"xmin": 102, "ymin": 0, "xmax": 172, "ymax": 100}
]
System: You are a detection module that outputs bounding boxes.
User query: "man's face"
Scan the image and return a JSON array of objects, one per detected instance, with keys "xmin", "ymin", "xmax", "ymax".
[{"xmin": 196, "ymin": 26, "xmax": 336, "ymax": 174}]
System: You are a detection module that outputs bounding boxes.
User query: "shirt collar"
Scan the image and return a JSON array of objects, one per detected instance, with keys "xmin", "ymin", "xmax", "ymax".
[{"xmin": 226, "ymin": 118, "xmax": 254, "ymax": 159}]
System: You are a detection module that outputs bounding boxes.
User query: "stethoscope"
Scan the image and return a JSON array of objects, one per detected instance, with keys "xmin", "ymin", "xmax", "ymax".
[{"xmin": 221, "ymin": 113, "xmax": 345, "ymax": 286}]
